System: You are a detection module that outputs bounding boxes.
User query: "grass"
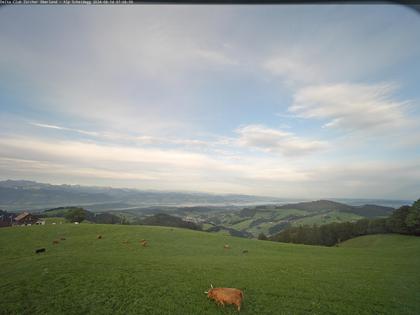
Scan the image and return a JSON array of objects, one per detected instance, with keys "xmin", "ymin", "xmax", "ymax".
[
  {"xmin": 340, "ymin": 234, "xmax": 420, "ymax": 249},
  {"xmin": 247, "ymin": 222, "xmax": 278, "ymax": 237},
  {"xmin": 1, "ymin": 225, "xmax": 419, "ymax": 315},
  {"xmin": 272, "ymin": 209, "xmax": 310, "ymax": 220},
  {"xmin": 201, "ymin": 223, "xmax": 214, "ymax": 231},
  {"xmin": 230, "ymin": 219, "xmax": 254, "ymax": 231},
  {"xmin": 292, "ymin": 211, "xmax": 363, "ymax": 227},
  {"xmin": 44, "ymin": 217, "xmax": 66, "ymax": 224}
]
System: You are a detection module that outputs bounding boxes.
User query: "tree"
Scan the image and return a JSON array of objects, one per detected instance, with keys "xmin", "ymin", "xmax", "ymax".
[
  {"xmin": 367, "ymin": 218, "xmax": 388, "ymax": 234},
  {"xmin": 387, "ymin": 205, "xmax": 411, "ymax": 234},
  {"xmin": 405, "ymin": 199, "xmax": 420, "ymax": 235},
  {"xmin": 258, "ymin": 232, "xmax": 268, "ymax": 240},
  {"xmin": 65, "ymin": 208, "xmax": 86, "ymax": 223},
  {"xmin": 121, "ymin": 217, "xmax": 130, "ymax": 225}
]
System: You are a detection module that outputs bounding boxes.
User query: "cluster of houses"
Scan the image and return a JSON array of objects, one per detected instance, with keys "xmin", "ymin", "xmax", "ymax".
[
  {"xmin": 0, "ymin": 211, "xmax": 45, "ymax": 228},
  {"xmin": 183, "ymin": 215, "xmax": 205, "ymax": 224}
]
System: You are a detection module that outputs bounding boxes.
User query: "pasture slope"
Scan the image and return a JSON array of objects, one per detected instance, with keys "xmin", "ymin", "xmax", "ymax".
[{"xmin": 0, "ymin": 225, "xmax": 419, "ymax": 315}]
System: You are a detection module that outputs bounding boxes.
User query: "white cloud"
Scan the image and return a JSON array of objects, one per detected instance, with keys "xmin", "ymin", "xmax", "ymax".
[
  {"xmin": 263, "ymin": 56, "xmax": 325, "ymax": 85},
  {"xmin": 0, "ymin": 157, "xmax": 157, "ymax": 181},
  {"xmin": 31, "ymin": 122, "xmax": 99, "ymax": 137},
  {"xmin": 235, "ymin": 124, "xmax": 328, "ymax": 156},
  {"xmin": 193, "ymin": 48, "xmax": 238, "ymax": 66},
  {"xmin": 289, "ymin": 83, "xmax": 410, "ymax": 132},
  {"xmin": 31, "ymin": 122, "xmax": 212, "ymax": 150}
]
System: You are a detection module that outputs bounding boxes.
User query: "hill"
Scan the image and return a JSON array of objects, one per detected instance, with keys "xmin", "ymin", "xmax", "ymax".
[
  {"xmin": 340, "ymin": 234, "xmax": 420, "ymax": 249},
  {"xmin": 138, "ymin": 213, "xmax": 201, "ymax": 231},
  {"xmin": 202, "ymin": 200, "xmax": 394, "ymax": 238},
  {"xmin": 42, "ymin": 207, "xmax": 122, "ymax": 224},
  {"xmin": 277, "ymin": 200, "xmax": 394, "ymax": 217},
  {"xmin": 4, "ymin": 197, "xmax": 398, "ymax": 239},
  {"xmin": 1, "ymin": 225, "xmax": 419, "ymax": 314}
]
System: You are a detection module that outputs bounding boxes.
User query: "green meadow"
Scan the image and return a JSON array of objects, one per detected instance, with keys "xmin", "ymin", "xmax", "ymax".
[{"xmin": 1, "ymin": 225, "xmax": 419, "ymax": 315}]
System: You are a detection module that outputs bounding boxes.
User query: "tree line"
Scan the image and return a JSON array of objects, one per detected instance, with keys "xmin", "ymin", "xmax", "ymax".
[{"xmin": 267, "ymin": 199, "xmax": 420, "ymax": 246}]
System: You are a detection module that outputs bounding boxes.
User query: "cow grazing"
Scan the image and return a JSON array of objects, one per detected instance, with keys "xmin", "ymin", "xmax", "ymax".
[
  {"xmin": 97, "ymin": 235, "xmax": 102, "ymax": 240},
  {"xmin": 242, "ymin": 250, "xmax": 248, "ymax": 254},
  {"xmin": 141, "ymin": 240, "xmax": 148, "ymax": 247},
  {"xmin": 52, "ymin": 240, "xmax": 59, "ymax": 245},
  {"xmin": 205, "ymin": 284, "xmax": 244, "ymax": 311},
  {"xmin": 60, "ymin": 237, "xmax": 66, "ymax": 241},
  {"xmin": 224, "ymin": 244, "xmax": 230, "ymax": 249},
  {"xmin": 35, "ymin": 248, "xmax": 46, "ymax": 254}
]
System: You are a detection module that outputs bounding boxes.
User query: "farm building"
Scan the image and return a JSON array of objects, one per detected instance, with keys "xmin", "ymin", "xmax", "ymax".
[{"xmin": 14, "ymin": 212, "xmax": 37, "ymax": 226}]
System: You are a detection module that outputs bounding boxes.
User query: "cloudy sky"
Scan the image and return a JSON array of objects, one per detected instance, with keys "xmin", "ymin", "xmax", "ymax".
[{"xmin": 1, "ymin": 5, "xmax": 420, "ymax": 199}]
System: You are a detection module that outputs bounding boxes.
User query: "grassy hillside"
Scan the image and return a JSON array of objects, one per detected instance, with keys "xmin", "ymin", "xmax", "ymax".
[
  {"xmin": 214, "ymin": 205, "xmax": 370, "ymax": 238},
  {"xmin": 277, "ymin": 200, "xmax": 394, "ymax": 217},
  {"xmin": 340, "ymin": 234, "xmax": 420, "ymax": 249},
  {"xmin": 1, "ymin": 225, "xmax": 419, "ymax": 314},
  {"xmin": 291, "ymin": 210, "xmax": 363, "ymax": 226}
]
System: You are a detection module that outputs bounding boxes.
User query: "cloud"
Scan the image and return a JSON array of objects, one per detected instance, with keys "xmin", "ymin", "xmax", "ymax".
[
  {"xmin": 0, "ymin": 157, "xmax": 157, "ymax": 181},
  {"xmin": 300, "ymin": 161, "xmax": 420, "ymax": 199},
  {"xmin": 0, "ymin": 7, "xmax": 239, "ymax": 135},
  {"xmin": 0, "ymin": 135, "xmax": 419, "ymax": 199},
  {"xmin": 31, "ymin": 122, "xmax": 212, "ymax": 150},
  {"xmin": 235, "ymin": 124, "xmax": 328, "ymax": 156},
  {"xmin": 263, "ymin": 56, "xmax": 325, "ymax": 85},
  {"xmin": 0, "ymin": 136, "xmax": 309, "ymax": 194},
  {"xmin": 193, "ymin": 48, "xmax": 238, "ymax": 66},
  {"xmin": 31, "ymin": 122, "xmax": 99, "ymax": 137},
  {"xmin": 289, "ymin": 83, "xmax": 410, "ymax": 132},
  {"xmin": 0, "ymin": 6, "xmax": 419, "ymax": 199},
  {"xmin": 262, "ymin": 6, "xmax": 420, "ymax": 86}
]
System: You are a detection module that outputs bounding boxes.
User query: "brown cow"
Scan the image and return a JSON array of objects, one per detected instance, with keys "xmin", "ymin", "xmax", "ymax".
[
  {"xmin": 141, "ymin": 240, "xmax": 148, "ymax": 247},
  {"xmin": 205, "ymin": 284, "xmax": 244, "ymax": 311},
  {"xmin": 52, "ymin": 240, "xmax": 59, "ymax": 245}
]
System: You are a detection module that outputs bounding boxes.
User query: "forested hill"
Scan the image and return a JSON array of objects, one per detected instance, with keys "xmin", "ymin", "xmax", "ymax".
[
  {"xmin": 277, "ymin": 200, "xmax": 394, "ymax": 218},
  {"xmin": 137, "ymin": 213, "xmax": 201, "ymax": 231}
]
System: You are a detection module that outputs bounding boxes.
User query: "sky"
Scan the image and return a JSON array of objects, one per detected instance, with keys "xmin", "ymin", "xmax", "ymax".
[{"xmin": 0, "ymin": 5, "xmax": 420, "ymax": 199}]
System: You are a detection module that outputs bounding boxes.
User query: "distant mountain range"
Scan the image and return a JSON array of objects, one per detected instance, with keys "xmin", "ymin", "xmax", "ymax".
[
  {"xmin": 0, "ymin": 180, "xmax": 285, "ymax": 211},
  {"xmin": 0, "ymin": 179, "xmax": 412, "ymax": 212}
]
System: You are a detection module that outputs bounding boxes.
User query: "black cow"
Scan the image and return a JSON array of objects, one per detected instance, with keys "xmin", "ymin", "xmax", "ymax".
[{"xmin": 35, "ymin": 248, "xmax": 46, "ymax": 254}]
